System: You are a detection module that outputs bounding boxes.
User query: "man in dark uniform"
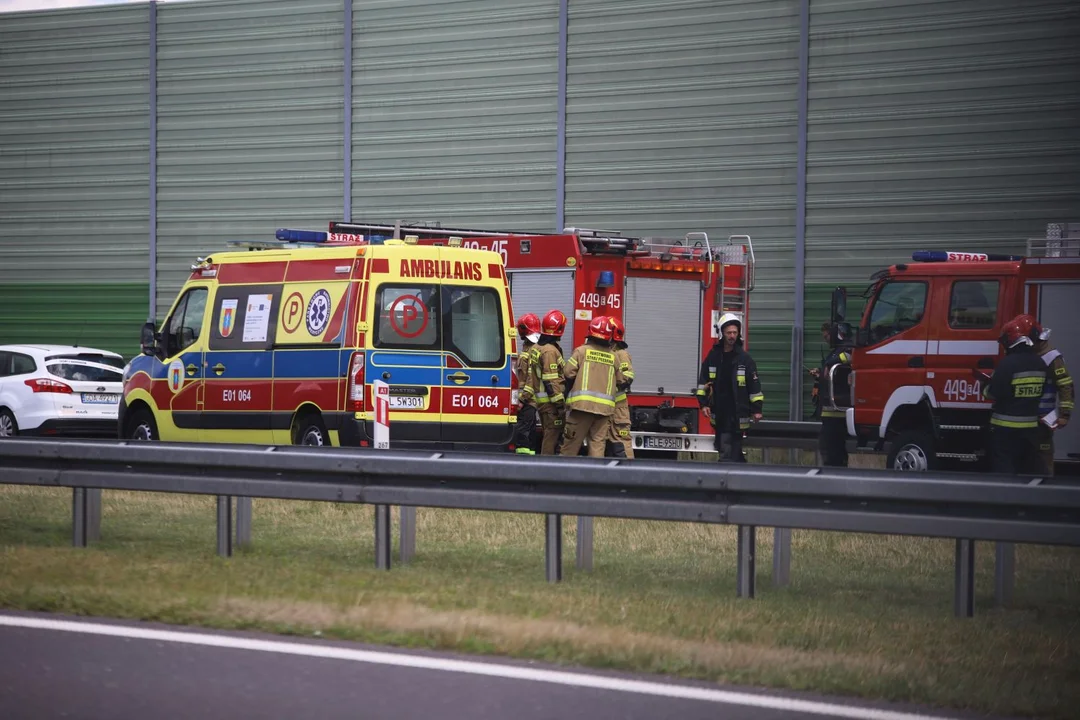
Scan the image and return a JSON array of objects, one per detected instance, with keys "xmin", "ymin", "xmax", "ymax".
[
  {"xmin": 696, "ymin": 313, "xmax": 764, "ymax": 462},
  {"xmin": 817, "ymin": 326, "xmax": 853, "ymax": 467},
  {"xmin": 979, "ymin": 315, "xmax": 1048, "ymax": 475}
]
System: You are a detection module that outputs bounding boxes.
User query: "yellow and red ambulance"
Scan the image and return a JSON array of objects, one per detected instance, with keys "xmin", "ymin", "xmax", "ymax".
[{"xmin": 120, "ymin": 229, "xmax": 517, "ymax": 449}]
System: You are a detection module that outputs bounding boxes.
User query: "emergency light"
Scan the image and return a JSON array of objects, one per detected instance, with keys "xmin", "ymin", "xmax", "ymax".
[
  {"xmin": 276, "ymin": 228, "xmax": 367, "ymax": 244},
  {"xmin": 911, "ymin": 250, "xmax": 1023, "ymax": 263},
  {"xmin": 596, "ymin": 270, "xmax": 615, "ymax": 288}
]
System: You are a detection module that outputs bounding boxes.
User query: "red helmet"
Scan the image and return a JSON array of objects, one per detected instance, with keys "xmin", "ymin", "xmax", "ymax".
[
  {"xmin": 1011, "ymin": 314, "xmax": 1038, "ymax": 341},
  {"xmin": 588, "ymin": 315, "xmax": 614, "ymax": 342},
  {"xmin": 516, "ymin": 312, "xmax": 541, "ymax": 341},
  {"xmin": 1000, "ymin": 316, "xmax": 1034, "ymax": 349},
  {"xmin": 608, "ymin": 317, "xmax": 626, "ymax": 344},
  {"xmin": 541, "ymin": 309, "xmax": 567, "ymax": 337}
]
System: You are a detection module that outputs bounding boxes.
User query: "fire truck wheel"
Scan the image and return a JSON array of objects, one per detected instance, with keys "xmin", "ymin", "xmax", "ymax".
[
  {"xmin": 886, "ymin": 430, "xmax": 937, "ymax": 472},
  {"xmin": 294, "ymin": 413, "xmax": 328, "ymax": 447}
]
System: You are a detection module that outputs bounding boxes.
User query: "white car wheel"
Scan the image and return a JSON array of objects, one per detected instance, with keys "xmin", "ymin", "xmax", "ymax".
[{"xmin": 0, "ymin": 409, "xmax": 17, "ymax": 437}]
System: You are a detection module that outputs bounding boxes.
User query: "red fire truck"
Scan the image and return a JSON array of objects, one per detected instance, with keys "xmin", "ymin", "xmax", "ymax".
[
  {"xmin": 826, "ymin": 239, "xmax": 1080, "ymax": 472},
  {"xmin": 328, "ymin": 220, "xmax": 756, "ymax": 455}
]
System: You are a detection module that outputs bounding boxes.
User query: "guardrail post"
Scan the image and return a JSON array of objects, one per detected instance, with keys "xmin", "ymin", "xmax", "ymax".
[
  {"xmin": 994, "ymin": 542, "xmax": 1014, "ymax": 607},
  {"xmin": 235, "ymin": 496, "xmax": 252, "ymax": 547},
  {"xmin": 772, "ymin": 527, "xmax": 791, "ymax": 587},
  {"xmin": 399, "ymin": 506, "xmax": 416, "ymax": 563},
  {"xmin": 954, "ymin": 539, "xmax": 975, "ymax": 618},
  {"xmin": 216, "ymin": 495, "xmax": 233, "ymax": 558},
  {"xmin": 575, "ymin": 516, "xmax": 593, "ymax": 571},
  {"xmin": 737, "ymin": 525, "xmax": 756, "ymax": 598},
  {"xmin": 86, "ymin": 488, "xmax": 102, "ymax": 542},
  {"xmin": 545, "ymin": 513, "xmax": 562, "ymax": 582},
  {"xmin": 374, "ymin": 504, "xmax": 391, "ymax": 570},
  {"xmin": 71, "ymin": 488, "xmax": 88, "ymax": 548}
]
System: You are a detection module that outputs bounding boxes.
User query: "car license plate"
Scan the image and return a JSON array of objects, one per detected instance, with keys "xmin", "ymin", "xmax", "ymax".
[
  {"xmin": 81, "ymin": 393, "xmax": 119, "ymax": 405},
  {"xmin": 643, "ymin": 435, "xmax": 684, "ymax": 450},
  {"xmin": 389, "ymin": 395, "xmax": 425, "ymax": 410}
]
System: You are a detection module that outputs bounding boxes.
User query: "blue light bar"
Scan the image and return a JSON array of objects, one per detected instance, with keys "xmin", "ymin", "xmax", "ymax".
[
  {"xmin": 911, "ymin": 250, "xmax": 1023, "ymax": 263},
  {"xmin": 276, "ymin": 228, "xmax": 327, "ymax": 243}
]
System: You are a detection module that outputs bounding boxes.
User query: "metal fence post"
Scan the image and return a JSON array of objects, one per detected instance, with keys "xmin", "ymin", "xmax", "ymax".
[
  {"xmin": 235, "ymin": 496, "xmax": 252, "ymax": 547},
  {"xmin": 216, "ymin": 495, "xmax": 233, "ymax": 558},
  {"xmin": 71, "ymin": 488, "xmax": 88, "ymax": 548},
  {"xmin": 374, "ymin": 504, "xmax": 391, "ymax": 570},
  {"xmin": 995, "ymin": 541, "xmax": 1015, "ymax": 607},
  {"xmin": 399, "ymin": 506, "xmax": 416, "ymax": 563},
  {"xmin": 545, "ymin": 513, "xmax": 562, "ymax": 582},
  {"xmin": 575, "ymin": 515, "xmax": 593, "ymax": 571},
  {"xmin": 954, "ymin": 539, "xmax": 975, "ymax": 618},
  {"xmin": 737, "ymin": 525, "xmax": 756, "ymax": 598},
  {"xmin": 86, "ymin": 488, "xmax": 101, "ymax": 542},
  {"xmin": 772, "ymin": 527, "xmax": 791, "ymax": 587}
]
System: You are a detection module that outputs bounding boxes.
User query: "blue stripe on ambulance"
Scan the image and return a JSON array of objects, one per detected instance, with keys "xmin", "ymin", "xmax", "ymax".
[
  {"xmin": 203, "ymin": 351, "xmax": 272, "ymax": 377},
  {"xmin": 272, "ymin": 348, "xmax": 342, "ymax": 378}
]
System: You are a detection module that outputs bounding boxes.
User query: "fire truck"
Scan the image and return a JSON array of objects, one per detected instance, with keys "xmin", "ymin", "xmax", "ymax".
[
  {"xmin": 825, "ymin": 235, "xmax": 1080, "ymax": 472},
  {"xmin": 328, "ymin": 220, "xmax": 756, "ymax": 455}
]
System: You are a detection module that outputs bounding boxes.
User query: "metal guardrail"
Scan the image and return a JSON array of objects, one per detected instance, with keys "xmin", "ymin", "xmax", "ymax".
[{"xmin": 2, "ymin": 438, "xmax": 1078, "ymax": 618}]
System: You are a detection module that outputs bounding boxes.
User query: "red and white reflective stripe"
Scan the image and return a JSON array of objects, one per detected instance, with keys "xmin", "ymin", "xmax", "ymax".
[{"xmin": 375, "ymin": 392, "xmax": 389, "ymax": 426}]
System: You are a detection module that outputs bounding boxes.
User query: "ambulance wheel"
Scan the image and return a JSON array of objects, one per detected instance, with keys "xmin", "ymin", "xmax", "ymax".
[
  {"xmin": 294, "ymin": 414, "xmax": 329, "ymax": 447},
  {"xmin": 0, "ymin": 408, "xmax": 18, "ymax": 437},
  {"xmin": 127, "ymin": 408, "xmax": 157, "ymax": 442},
  {"xmin": 886, "ymin": 430, "xmax": 937, "ymax": 472}
]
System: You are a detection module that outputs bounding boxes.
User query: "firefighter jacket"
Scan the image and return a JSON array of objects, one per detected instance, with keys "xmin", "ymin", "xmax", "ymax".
[
  {"xmin": 818, "ymin": 344, "xmax": 852, "ymax": 419},
  {"xmin": 564, "ymin": 339, "xmax": 623, "ymax": 416},
  {"xmin": 535, "ymin": 339, "xmax": 565, "ymax": 406},
  {"xmin": 614, "ymin": 345, "xmax": 634, "ymax": 403},
  {"xmin": 982, "ymin": 346, "xmax": 1047, "ymax": 429},
  {"xmin": 1036, "ymin": 341, "xmax": 1074, "ymax": 422},
  {"xmin": 516, "ymin": 340, "xmax": 538, "ymax": 406},
  {"xmin": 696, "ymin": 342, "xmax": 764, "ymax": 430}
]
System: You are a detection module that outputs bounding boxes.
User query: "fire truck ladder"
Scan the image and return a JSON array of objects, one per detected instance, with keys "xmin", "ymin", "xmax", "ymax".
[{"xmin": 331, "ymin": 220, "xmax": 524, "ymax": 240}]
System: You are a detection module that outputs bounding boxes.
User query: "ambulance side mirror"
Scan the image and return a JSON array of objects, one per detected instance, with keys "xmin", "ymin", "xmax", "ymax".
[
  {"xmin": 140, "ymin": 322, "xmax": 159, "ymax": 357},
  {"xmin": 830, "ymin": 287, "xmax": 847, "ymax": 323}
]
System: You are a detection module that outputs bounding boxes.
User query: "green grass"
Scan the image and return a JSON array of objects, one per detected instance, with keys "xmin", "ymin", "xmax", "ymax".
[{"xmin": 1, "ymin": 485, "xmax": 1077, "ymax": 718}]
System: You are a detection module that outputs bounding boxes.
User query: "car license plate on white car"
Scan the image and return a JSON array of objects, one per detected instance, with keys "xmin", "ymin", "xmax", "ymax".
[
  {"xmin": 389, "ymin": 396, "xmax": 425, "ymax": 410},
  {"xmin": 643, "ymin": 435, "xmax": 684, "ymax": 450},
  {"xmin": 82, "ymin": 393, "xmax": 120, "ymax": 405}
]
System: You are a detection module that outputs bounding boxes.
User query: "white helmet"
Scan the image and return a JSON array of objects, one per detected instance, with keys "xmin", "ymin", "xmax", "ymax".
[{"xmin": 715, "ymin": 312, "xmax": 742, "ymax": 336}]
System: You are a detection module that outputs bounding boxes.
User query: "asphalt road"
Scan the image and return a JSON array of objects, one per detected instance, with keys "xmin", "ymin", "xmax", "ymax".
[{"xmin": 0, "ymin": 612, "xmax": 1008, "ymax": 720}]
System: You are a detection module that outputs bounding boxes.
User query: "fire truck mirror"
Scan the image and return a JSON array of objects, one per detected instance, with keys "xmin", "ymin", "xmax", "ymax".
[
  {"xmin": 830, "ymin": 286, "xmax": 847, "ymax": 323},
  {"xmin": 830, "ymin": 322, "xmax": 852, "ymax": 348}
]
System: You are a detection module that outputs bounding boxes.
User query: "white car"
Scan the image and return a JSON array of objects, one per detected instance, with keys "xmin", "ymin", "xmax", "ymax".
[{"xmin": 0, "ymin": 344, "xmax": 125, "ymax": 438}]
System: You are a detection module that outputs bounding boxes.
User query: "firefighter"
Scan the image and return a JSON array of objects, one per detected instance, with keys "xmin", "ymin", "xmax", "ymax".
[
  {"xmin": 696, "ymin": 313, "xmax": 764, "ymax": 462},
  {"xmin": 978, "ymin": 316, "xmax": 1047, "ymax": 475},
  {"xmin": 1014, "ymin": 315, "xmax": 1073, "ymax": 475},
  {"xmin": 560, "ymin": 316, "xmax": 624, "ymax": 458},
  {"xmin": 808, "ymin": 322, "xmax": 830, "ymax": 420},
  {"xmin": 605, "ymin": 317, "xmax": 634, "ymax": 459},
  {"xmin": 536, "ymin": 309, "xmax": 568, "ymax": 455},
  {"xmin": 817, "ymin": 324, "xmax": 853, "ymax": 467},
  {"xmin": 511, "ymin": 312, "xmax": 542, "ymax": 455}
]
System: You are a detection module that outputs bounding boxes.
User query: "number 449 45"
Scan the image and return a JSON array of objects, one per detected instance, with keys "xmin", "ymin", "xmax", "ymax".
[{"xmin": 944, "ymin": 378, "xmax": 980, "ymax": 402}]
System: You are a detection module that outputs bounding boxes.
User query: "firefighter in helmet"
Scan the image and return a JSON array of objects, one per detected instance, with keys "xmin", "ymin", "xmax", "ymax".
[
  {"xmin": 536, "ymin": 309, "xmax": 568, "ymax": 455},
  {"xmin": 1011, "ymin": 314, "xmax": 1073, "ymax": 475},
  {"xmin": 978, "ymin": 315, "xmax": 1048, "ymax": 475},
  {"xmin": 605, "ymin": 316, "xmax": 634, "ymax": 458},
  {"xmin": 817, "ymin": 323, "xmax": 853, "ymax": 467},
  {"xmin": 560, "ymin": 315, "xmax": 625, "ymax": 458},
  {"xmin": 511, "ymin": 312, "xmax": 542, "ymax": 454},
  {"xmin": 696, "ymin": 313, "xmax": 764, "ymax": 462}
]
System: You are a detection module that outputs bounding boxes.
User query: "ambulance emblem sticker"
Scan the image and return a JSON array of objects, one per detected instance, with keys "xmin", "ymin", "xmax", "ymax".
[
  {"xmin": 306, "ymin": 289, "xmax": 332, "ymax": 337},
  {"xmin": 219, "ymin": 298, "xmax": 238, "ymax": 338},
  {"xmin": 167, "ymin": 359, "xmax": 185, "ymax": 394}
]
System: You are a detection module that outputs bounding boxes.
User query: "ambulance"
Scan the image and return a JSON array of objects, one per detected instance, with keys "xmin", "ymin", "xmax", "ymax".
[
  {"xmin": 120, "ymin": 229, "xmax": 518, "ymax": 449},
  {"xmin": 827, "ymin": 236, "xmax": 1080, "ymax": 472}
]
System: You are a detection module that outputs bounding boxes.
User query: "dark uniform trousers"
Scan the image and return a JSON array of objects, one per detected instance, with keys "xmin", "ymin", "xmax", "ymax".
[
  {"xmin": 990, "ymin": 426, "xmax": 1044, "ymax": 475},
  {"xmin": 713, "ymin": 416, "xmax": 745, "ymax": 463},
  {"xmin": 818, "ymin": 413, "xmax": 848, "ymax": 467}
]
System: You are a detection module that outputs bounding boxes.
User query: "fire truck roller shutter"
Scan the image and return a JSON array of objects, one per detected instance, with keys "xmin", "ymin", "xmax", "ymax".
[
  {"xmin": 1036, "ymin": 282, "xmax": 1080, "ymax": 463},
  {"xmin": 623, "ymin": 276, "xmax": 702, "ymax": 395},
  {"xmin": 508, "ymin": 270, "xmax": 575, "ymax": 359}
]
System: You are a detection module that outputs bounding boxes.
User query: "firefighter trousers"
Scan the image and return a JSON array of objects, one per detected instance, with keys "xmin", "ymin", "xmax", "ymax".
[
  {"xmin": 605, "ymin": 401, "xmax": 634, "ymax": 459},
  {"xmin": 989, "ymin": 426, "xmax": 1043, "ymax": 476},
  {"xmin": 1037, "ymin": 423, "xmax": 1055, "ymax": 476},
  {"xmin": 538, "ymin": 403, "xmax": 564, "ymax": 455},
  {"xmin": 818, "ymin": 416, "xmax": 848, "ymax": 467},
  {"xmin": 713, "ymin": 416, "xmax": 745, "ymax": 463},
  {"xmin": 560, "ymin": 409, "xmax": 610, "ymax": 458},
  {"xmin": 512, "ymin": 403, "xmax": 539, "ymax": 454}
]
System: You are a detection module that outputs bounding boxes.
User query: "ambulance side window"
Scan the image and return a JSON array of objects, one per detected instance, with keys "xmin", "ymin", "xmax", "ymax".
[
  {"xmin": 374, "ymin": 284, "xmax": 440, "ymax": 349},
  {"xmin": 949, "ymin": 280, "xmax": 998, "ymax": 330},
  {"xmin": 209, "ymin": 286, "xmax": 280, "ymax": 351},
  {"xmin": 164, "ymin": 287, "xmax": 208, "ymax": 357},
  {"xmin": 867, "ymin": 281, "xmax": 926, "ymax": 344},
  {"xmin": 444, "ymin": 286, "xmax": 503, "ymax": 367}
]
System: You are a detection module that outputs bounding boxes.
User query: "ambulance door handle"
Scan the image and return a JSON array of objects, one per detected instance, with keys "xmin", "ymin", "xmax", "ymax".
[
  {"xmin": 212, "ymin": 363, "xmax": 226, "ymax": 376},
  {"xmin": 382, "ymin": 372, "xmax": 391, "ymax": 380},
  {"xmin": 185, "ymin": 363, "xmax": 198, "ymax": 377},
  {"xmin": 491, "ymin": 375, "xmax": 499, "ymax": 385},
  {"xmin": 907, "ymin": 356, "xmax": 924, "ymax": 368}
]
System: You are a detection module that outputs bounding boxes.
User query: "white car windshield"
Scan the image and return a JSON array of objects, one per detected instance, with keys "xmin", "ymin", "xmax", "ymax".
[{"xmin": 47, "ymin": 361, "xmax": 123, "ymax": 383}]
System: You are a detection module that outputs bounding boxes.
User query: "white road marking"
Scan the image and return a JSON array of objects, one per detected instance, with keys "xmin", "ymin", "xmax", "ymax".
[{"xmin": 0, "ymin": 614, "xmax": 950, "ymax": 720}]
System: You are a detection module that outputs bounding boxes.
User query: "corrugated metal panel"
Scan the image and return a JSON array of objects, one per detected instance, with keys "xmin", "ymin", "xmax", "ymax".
[
  {"xmin": 623, "ymin": 277, "xmax": 701, "ymax": 396},
  {"xmin": 350, "ymin": 0, "xmax": 559, "ymax": 232},
  {"xmin": 745, "ymin": 325, "xmax": 790, "ymax": 420},
  {"xmin": 0, "ymin": 5, "xmax": 149, "ymax": 285},
  {"xmin": 805, "ymin": 0, "xmax": 1080, "ymax": 287},
  {"xmin": 155, "ymin": 0, "xmax": 345, "ymax": 317},
  {"xmin": 564, "ymin": 0, "xmax": 801, "ymax": 322},
  {"xmin": 0, "ymin": 284, "xmax": 150, "ymax": 359},
  {"xmin": 508, "ymin": 270, "xmax": 575, "ymax": 351}
]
